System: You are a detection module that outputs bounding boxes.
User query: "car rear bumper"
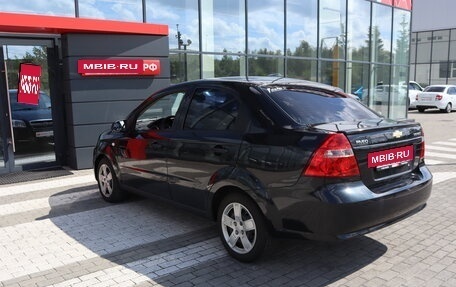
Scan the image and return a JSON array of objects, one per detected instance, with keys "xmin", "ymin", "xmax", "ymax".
[
  {"xmin": 268, "ymin": 165, "xmax": 432, "ymax": 241},
  {"xmin": 416, "ymin": 101, "xmax": 447, "ymax": 109}
]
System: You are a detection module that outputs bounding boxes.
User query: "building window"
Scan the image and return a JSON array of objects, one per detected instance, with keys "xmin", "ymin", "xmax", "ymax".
[
  {"xmin": 247, "ymin": 0, "xmax": 284, "ymax": 55},
  {"xmin": 78, "ymin": 0, "xmax": 142, "ymax": 21},
  {"xmin": 286, "ymin": 0, "xmax": 318, "ymax": 58},
  {"xmin": 146, "ymin": 0, "xmax": 199, "ymax": 51},
  {"xmin": 0, "ymin": 0, "xmax": 75, "ymax": 16},
  {"xmin": 201, "ymin": 0, "xmax": 245, "ymax": 54}
]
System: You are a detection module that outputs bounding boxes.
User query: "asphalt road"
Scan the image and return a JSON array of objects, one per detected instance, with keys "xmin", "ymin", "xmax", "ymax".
[{"xmin": 408, "ymin": 109, "xmax": 456, "ymax": 143}]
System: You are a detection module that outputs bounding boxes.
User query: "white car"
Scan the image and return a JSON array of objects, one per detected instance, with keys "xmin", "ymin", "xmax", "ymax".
[
  {"xmin": 416, "ymin": 85, "xmax": 456, "ymax": 113},
  {"xmin": 405, "ymin": 81, "xmax": 424, "ymax": 109}
]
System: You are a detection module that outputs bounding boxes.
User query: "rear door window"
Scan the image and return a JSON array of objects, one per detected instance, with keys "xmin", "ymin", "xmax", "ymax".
[{"xmin": 184, "ymin": 88, "xmax": 240, "ymax": 131}]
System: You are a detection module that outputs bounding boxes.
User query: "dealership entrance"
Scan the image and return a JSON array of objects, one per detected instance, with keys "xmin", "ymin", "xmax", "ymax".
[
  {"xmin": 0, "ymin": 12, "xmax": 169, "ymax": 174},
  {"xmin": 0, "ymin": 37, "xmax": 62, "ymax": 174}
]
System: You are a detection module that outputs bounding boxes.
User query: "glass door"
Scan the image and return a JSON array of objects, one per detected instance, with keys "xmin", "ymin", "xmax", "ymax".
[{"xmin": 0, "ymin": 39, "xmax": 57, "ymax": 173}]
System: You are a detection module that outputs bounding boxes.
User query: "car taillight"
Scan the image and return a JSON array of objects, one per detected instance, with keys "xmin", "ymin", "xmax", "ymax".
[
  {"xmin": 304, "ymin": 133, "xmax": 360, "ymax": 177},
  {"xmin": 435, "ymin": 94, "xmax": 443, "ymax": 100},
  {"xmin": 420, "ymin": 130, "xmax": 425, "ymax": 161}
]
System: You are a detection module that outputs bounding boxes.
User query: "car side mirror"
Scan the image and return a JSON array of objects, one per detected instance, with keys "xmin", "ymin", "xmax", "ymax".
[{"xmin": 111, "ymin": 120, "xmax": 125, "ymax": 132}]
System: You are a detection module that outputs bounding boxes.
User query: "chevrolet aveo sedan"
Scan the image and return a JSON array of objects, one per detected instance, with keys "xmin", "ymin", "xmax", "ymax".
[{"xmin": 93, "ymin": 77, "xmax": 432, "ymax": 262}]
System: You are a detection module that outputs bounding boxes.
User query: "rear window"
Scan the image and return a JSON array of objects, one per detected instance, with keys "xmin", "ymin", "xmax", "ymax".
[
  {"xmin": 424, "ymin": 86, "xmax": 446, "ymax": 92},
  {"xmin": 265, "ymin": 89, "xmax": 380, "ymax": 125}
]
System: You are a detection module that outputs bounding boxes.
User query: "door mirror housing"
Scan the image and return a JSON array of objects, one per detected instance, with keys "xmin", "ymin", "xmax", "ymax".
[{"xmin": 111, "ymin": 120, "xmax": 125, "ymax": 132}]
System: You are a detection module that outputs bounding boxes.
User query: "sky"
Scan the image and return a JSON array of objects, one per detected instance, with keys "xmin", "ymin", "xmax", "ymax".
[{"xmin": 0, "ymin": 0, "xmax": 410, "ymax": 56}]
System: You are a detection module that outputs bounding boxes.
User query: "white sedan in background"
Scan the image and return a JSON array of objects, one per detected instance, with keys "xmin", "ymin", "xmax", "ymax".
[
  {"xmin": 405, "ymin": 81, "xmax": 424, "ymax": 109},
  {"xmin": 416, "ymin": 85, "xmax": 456, "ymax": 113}
]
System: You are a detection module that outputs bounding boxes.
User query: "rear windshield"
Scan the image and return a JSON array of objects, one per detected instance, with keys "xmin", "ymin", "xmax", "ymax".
[
  {"xmin": 265, "ymin": 89, "xmax": 380, "ymax": 125},
  {"xmin": 424, "ymin": 86, "xmax": 446, "ymax": 92}
]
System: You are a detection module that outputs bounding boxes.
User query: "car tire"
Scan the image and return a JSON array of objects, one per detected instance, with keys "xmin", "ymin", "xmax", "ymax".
[
  {"xmin": 96, "ymin": 158, "xmax": 125, "ymax": 203},
  {"xmin": 441, "ymin": 103, "xmax": 452, "ymax": 113},
  {"xmin": 418, "ymin": 108, "xmax": 425, "ymax": 113},
  {"xmin": 217, "ymin": 192, "xmax": 269, "ymax": 262}
]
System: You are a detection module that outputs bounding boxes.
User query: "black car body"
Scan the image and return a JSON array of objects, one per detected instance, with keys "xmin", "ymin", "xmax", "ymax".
[
  {"xmin": 9, "ymin": 90, "xmax": 54, "ymax": 144},
  {"xmin": 93, "ymin": 77, "xmax": 432, "ymax": 262}
]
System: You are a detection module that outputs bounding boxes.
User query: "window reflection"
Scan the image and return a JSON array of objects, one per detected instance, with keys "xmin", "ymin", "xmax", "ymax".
[
  {"xmin": 371, "ymin": 3, "xmax": 392, "ymax": 64},
  {"xmin": 0, "ymin": 0, "xmax": 75, "ymax": 16},
  {"xmin": 319, "ymin": 0, "xmax": 346, "ymax": 60},
  {"xmin": 320, "ymin": 60, "xmax": 345, "ymax": 89},
  {"xmin": 146, "ymin": 0, "xmax": 199, "ymax": 51},
  {"xmin": 347, "ymin": 0, "xmax": 370, "ymax": 62},
  {"xmin": 78, "ymin": 0, "xmax": 142, "ymax": 21},
  {"xmin": 287, "ymin": 59, "xmax": 317, "ymax": 81},
  {"xmin": 348, "ymin": 63, "xmax": 369, "ymax": 105},
  {"xmin": 201, "ymin": 0, "xmax": 245, "ymax": 53},
  {"xmin": 286, "ymin": 0, "xmax": 317, "ymax": 58},
  {"xmin": 170, "ymin": 52, "xmax": 200, "ymax": 83},
  {"xmin": 247, "ymin": 0, "xmax": 284, "ymax": 55},
  {"xmin": 248, "ymin": 56, "xmax": 284, "ymax": 77}
]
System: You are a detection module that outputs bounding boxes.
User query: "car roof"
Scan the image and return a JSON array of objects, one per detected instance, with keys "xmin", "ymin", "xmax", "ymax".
[{"xmin": 179, "ymin": 76, "xmax": 344, "ymax": 93}]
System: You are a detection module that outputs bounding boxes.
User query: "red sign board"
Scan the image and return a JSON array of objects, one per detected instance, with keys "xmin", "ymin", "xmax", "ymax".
[
  {"xmin": 77, "ymin": 59, "xmax": 161, "ymax": 76},
  {"xmin": 17, "ymin": 63, "xmax": 41, "ymax": 105},
  {"xmin": 371, "ymin": 0, "xmax": 412, "ymax": 10},
  {"xmin": 368, "ymin": 145, "xmax": 414, "ymax": 168}
]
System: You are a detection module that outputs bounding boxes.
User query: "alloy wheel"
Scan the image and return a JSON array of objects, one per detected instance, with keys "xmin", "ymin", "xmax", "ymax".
[
  {"xmin": 98, "ymin": 163, "xmax": 113, "ymax": 198},
  {"xmin": 220, "ymin": 202, "xmax": 257, "ymax": 254}
]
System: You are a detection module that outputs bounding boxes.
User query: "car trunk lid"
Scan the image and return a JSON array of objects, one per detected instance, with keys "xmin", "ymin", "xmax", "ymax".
[{"xmin": 311, "ymin": 119, "xmax": 424, "ymax": 193}]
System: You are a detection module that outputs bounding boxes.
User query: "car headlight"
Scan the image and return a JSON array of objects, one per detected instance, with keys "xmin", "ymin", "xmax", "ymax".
[{"xmin": 12, "ymin": 120, "xmax": 27, "ymax": 128}]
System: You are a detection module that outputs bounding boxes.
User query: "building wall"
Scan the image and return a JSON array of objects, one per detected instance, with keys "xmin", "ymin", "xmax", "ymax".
[
  {"xmin": 410, "ymin": 29, "xmax": 456, "ymax": 87},
  {"xmin": 0, "ymin": 0, "xmax": 413, "ymax": 120},
  {"xmin": 62, "ymin": 34, "xmax": 170, "ymax": 169},
  {"xmin": 412, "ymin": 0, "xmax": 456, "ymax": 32}
]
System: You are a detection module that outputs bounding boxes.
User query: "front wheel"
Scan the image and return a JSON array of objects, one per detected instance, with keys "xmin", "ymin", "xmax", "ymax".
[
  {"xmin": 217, "ymin": 193, "xmax": 269, "ymax": 262},
  {"xmin": 96, "ymin": 158, "xmax": 125, "ymax": 203}
]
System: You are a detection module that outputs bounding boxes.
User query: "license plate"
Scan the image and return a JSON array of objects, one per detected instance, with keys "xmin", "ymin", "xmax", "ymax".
[
  {"xmin": 368, "ymin": 145, "xmax": 414, "ymax": 168},
  {"xmin": 36, "ymin": 131, "xmax": 54, "ymax": 138},
  {"xmin": 421, "ymin": 97, "xmax": 432, "ymax": 101}
]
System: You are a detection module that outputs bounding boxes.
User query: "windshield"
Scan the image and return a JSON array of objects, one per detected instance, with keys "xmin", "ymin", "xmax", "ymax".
[
  {"xmin": 424, "ymin": 86, "xmax": 446, "ymax": 93},
  {"xmin": 9, "ymin": 91, "xmax": 52, "ymax": 111},
  {"xmin": 265, "ymin": 88, "xmax": 380, "ymax": 126}
]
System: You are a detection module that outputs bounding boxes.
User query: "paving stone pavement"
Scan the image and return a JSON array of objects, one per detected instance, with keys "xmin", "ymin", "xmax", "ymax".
[{"xmin": 0, "ymin": 165, "xmax": 455, "ymax": 287}]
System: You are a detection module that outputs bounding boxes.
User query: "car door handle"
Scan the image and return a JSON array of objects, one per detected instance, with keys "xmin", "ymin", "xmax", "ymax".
[{"xmin": 212, "ymin": 145, "xmax": 229, "ymax": 156}]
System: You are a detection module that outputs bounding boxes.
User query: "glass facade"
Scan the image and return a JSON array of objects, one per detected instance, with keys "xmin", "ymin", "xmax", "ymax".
[
  {"xmin": 0, "ymin": 0, "xmax": 412, "ymax": 119},
  {"xmin": 410, "ymin": 29, "xmax": 456, "ymax": 88}
]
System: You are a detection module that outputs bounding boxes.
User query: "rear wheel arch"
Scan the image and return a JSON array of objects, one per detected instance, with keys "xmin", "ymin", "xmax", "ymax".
[{"xmin": 211, "ymin": 186, "xmax": 247, "ymax": 221}]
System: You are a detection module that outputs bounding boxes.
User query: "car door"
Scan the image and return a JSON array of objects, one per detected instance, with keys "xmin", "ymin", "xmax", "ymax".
[
  {"xmin": 114, "ymin": 90, "xmax": 187, "ymax": 199},
  {"xmin": 166, "ymin": 85, "xmax": 245, "ymax": 211}
]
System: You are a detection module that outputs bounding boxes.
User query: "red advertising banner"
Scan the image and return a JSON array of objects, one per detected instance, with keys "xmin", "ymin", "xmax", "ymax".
[
  {"xmin": 17, "ymin": 63, "xmax": 41, "ymax": 105},
  {"xmin": 370, "ymin": 0, "xmax": 412, "ymax": 10},
  {"xmin": 77, "ymin": 59, "xmax": 161, "ymax": 76}
]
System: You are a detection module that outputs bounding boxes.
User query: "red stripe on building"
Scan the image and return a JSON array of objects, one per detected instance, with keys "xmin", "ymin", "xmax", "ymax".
[{"xmin": 0, "ymin": 12, "xmax": 168, "ymax": 35}]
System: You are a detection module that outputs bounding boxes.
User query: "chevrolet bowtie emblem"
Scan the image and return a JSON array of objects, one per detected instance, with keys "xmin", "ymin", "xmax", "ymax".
[{"xmin": 392, "ymin": 130, "xmax": 403, "ymax": 138}]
